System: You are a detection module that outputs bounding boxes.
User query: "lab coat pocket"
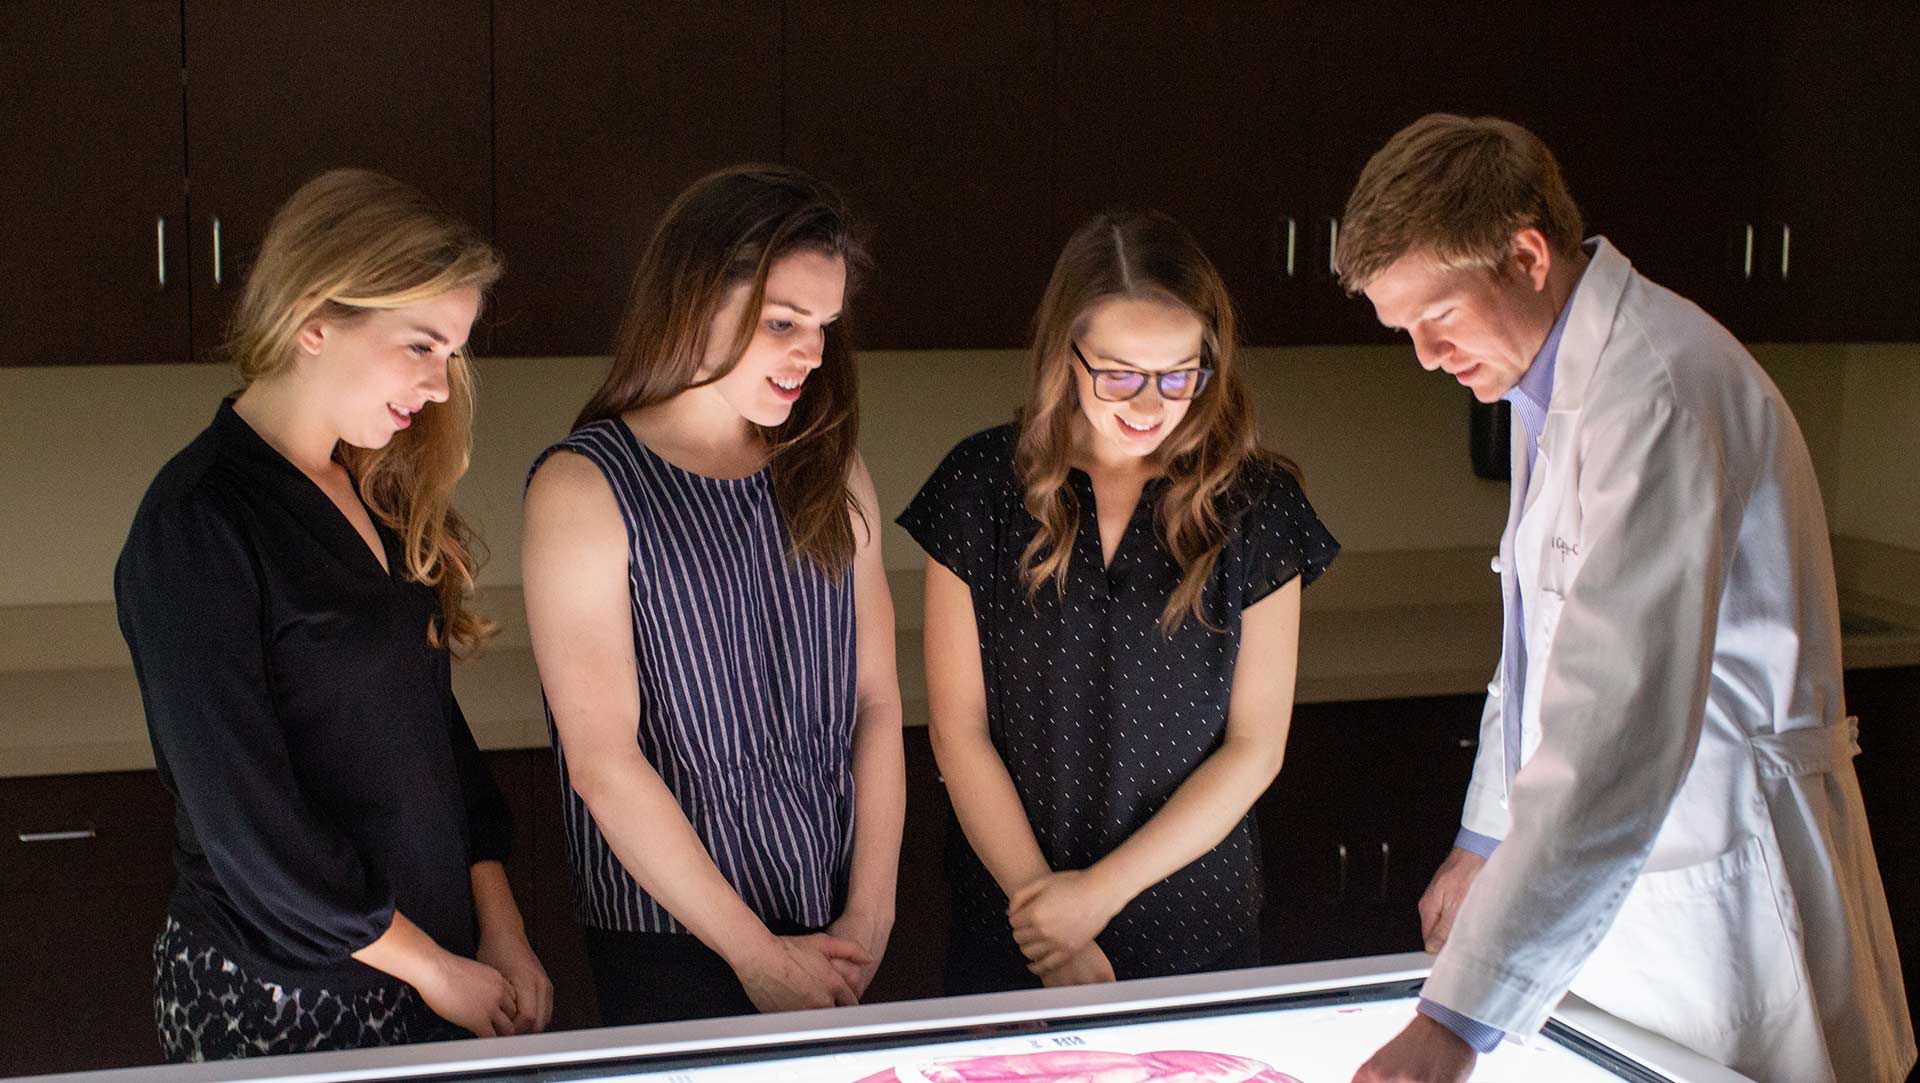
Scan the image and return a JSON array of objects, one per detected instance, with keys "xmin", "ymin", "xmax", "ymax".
[{"xmin": 1573, "ymin": 834, "xmax": 1803, "ymax": 1044}]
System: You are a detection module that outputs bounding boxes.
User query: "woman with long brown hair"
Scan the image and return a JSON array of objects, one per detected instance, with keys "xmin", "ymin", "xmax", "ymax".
[
  {"xmin": 521, "ymin": 164, "xmax": 903, "ymax": 1024},
  {"xmin": 899, "ymin": 210, "xmax": 1338, "ymax": 993},
  {"xmin": 116, "ymin": 169, "xmax": 551, "ymax": 1060}
]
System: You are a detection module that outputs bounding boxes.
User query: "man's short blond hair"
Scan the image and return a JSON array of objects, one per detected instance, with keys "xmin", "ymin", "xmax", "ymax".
[{"xmin": 1335, "ymin": 113, "xmax": 1584, "ymax": 294}]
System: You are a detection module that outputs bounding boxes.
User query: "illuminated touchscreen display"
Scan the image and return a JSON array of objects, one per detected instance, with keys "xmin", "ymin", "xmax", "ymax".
[{"xmin": 576, "ymin": 995, "xmax": 1649, "ymax": 1083}]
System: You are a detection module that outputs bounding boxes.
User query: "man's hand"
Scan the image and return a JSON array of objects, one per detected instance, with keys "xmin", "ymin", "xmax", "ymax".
[
  {"xmin": 1352, "ymin": 1013, "xmax": 1477, "ymax": 1083},
  {"xmin": 1418, "ymin": 847, "xmax": 1487, "ymax": 954}
]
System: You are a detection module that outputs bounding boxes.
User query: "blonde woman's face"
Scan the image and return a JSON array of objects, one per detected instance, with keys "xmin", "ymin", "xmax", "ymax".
[
  {"xmin": 1071, "ymin": 295, "xmax": 1207, "ymax": 463},
  {"xmin": 702, "ymin": 249, "xmax": 846, "ymax": 428},
  {"xmin": 299, "ymin": 286, "xmax": 481, "ymax": 450}
]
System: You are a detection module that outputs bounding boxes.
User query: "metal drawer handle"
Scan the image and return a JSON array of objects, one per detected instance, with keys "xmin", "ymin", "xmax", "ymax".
[
  {"xmin": 1741, "ymin": 223, "xmax": 1755, "ymax": 281},
  {"xmin": 156, "ymin": 216, "xmax": 167, "ymax": 289},
  {"xmin": 212, "ymin": 216, "xmax": 223, "ymax": 287},
  {"xmin": 18, "ymin": 827, "xmax": 97, "ymax": 843},
  {"xmin": 1334, "ymin": 842, "xmax": 1349, "ymax": 901},
  {"xmin": 1379, "ymin": 840, "xmax": 1392, "ymax": 900}
]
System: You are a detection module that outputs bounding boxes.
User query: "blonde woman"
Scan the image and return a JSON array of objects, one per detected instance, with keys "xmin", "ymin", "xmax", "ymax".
[
  {"xmin": 116, "ymin": 169, "xmax": 550, "ymax": 1060},
  {"xmin": 899, "ymin": 210, "xmax": 1337, "ymax": 993}
]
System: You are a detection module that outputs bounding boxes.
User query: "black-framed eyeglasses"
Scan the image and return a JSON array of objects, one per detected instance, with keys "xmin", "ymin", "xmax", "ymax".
[{"xmin": 1071, "ymin": 341, "xmax": 1214, "ymax": 401}]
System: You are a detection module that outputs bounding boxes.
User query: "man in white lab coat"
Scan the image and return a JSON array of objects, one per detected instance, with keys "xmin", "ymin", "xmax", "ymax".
[{"xmin": 1335, "ymin": 114, "xmax": 1914, "ymax": 1083}]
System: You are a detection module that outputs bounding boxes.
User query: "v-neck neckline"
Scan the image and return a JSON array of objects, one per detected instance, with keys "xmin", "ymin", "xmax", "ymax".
[
  {"xmin": 1070, "ymin": 467, "xmax": 1164, "ymax": 575},
  {"xmin": 217, "ymin": 400, "xmax": 399, "ymax": 582}
]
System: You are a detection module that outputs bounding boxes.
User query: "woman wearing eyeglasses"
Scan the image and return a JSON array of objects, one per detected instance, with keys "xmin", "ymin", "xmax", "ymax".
[{"xmin": 898, "ymin": 210, "xmax": 1337, "ymax": 993}]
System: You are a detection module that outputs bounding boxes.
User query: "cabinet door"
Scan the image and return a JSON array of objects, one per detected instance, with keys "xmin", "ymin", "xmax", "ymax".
[
  {"xmin": 861, "ymin": 726, "xmax": 950, "ymax": 1003},
  {"xmin": 784, "ymin": 2, "xmax": 1054, "ymax": 349},
  {"xmin": 1843, "ymin": 664, "xmax": 1920, "ymax": 1031},
  {"xmin": 1259, "ymin": 695, "xmax": 1480, "ymax": 963},
  {"xmin": 1298, "ymin": 2, "xmax": 1549, "ymax": 346},
  {"xmin": 0, "ymin": 770, "xmax": 175, "ymax": 1075},
  {"xmin": 519, "ymin": 749, "xmax": 600, "ymax": 1031},
  {"xmin": 491, "ymin": 1, "xmax": 781, "ymax": 357},
  {"xmin": 1539, "ymin": 3, "xmax": 1767, "ymax": 339},
  {"xmin": 0, "ymin": 1, "xmax": 189, "ymax": 366},
  {"xmin": 1055, "ymin": 2, "xmax": 1316, "ymax": 347},
  {"xmin": 182, "ymin": 1, "xmax": 492, "ymax": 361},
  {"xmin": 1762, "ymin": 3, "xmax": 1920, "ymax": 342}
]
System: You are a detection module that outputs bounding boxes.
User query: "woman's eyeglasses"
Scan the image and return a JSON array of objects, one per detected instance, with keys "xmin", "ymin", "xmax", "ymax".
[{"xmin": 1072, "ymin": 341, "xmax": 1214, "ymax": 402}]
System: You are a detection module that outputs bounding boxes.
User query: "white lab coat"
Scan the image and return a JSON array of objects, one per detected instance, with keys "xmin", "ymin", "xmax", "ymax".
[{"xmin": 1423, "ymin": 239, "xmax": 1915, "ymax": 1083}]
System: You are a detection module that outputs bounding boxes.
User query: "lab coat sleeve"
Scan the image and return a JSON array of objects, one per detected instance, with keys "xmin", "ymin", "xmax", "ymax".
[
  {"xmin": 1457, "ymin": 662, "xmax": 1509, "ymax": 844},
  {"xmin": 1422, "ymin": 396, "xmax": 1735, "ymax": 1037}
]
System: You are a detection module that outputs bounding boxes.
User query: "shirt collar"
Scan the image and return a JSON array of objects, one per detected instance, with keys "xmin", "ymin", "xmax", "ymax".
[{"xmin": 1502, "ymin": 264, "xmax": 1581, "ymax": 441}]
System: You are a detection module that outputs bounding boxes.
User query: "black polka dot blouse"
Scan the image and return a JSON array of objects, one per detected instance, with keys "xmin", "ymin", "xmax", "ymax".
[{"xmin": 897, "ymin": 423, "xmax": 1339, "ymax": 980}]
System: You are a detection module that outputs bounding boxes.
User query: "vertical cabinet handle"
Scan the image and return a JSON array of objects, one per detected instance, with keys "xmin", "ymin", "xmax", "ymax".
[
  {"xmin": 156, "ymin": 216, "xmax": 167, "ymax": 289},
  {"xmin": 1273, "ymin": 215, "xmax": 1299, "ymax": 279},
  {"xmin": 1334, "ymin": 842, "xmax": 1349, "ymax": 901},
  {"xmin": 1741, "ymin": 223, "xmax": 1755, "ymax": 281},
  {"xmin": 1326, "ymin": 218, "xmax": 1341, "ymax": 278},
  {"xmin": 1378, "ymin": 841, "xmax": 1392, "ymax": 901},
  {"xmin": 212, "ymin": 216, "xmax": 223, "ymax": 287},
  {"xmin": 1779, "ymin": 224, "xmax": 1792, "ymax": 282}
]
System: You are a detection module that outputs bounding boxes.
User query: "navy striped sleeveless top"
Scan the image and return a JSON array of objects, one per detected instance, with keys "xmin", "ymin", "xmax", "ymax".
[{"xmin": 530, "ymin": 418, "xmax": 857, "ymax": 934}]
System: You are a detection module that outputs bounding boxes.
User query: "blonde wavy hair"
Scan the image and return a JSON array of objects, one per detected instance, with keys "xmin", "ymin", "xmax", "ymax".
[
  {"xmin": 1018, "ymin": 210, "xmax": 1296, "ymax": 634},
  {"xmin": 227, "ymin": 168, "xmax": 503, "ymax": 657}
]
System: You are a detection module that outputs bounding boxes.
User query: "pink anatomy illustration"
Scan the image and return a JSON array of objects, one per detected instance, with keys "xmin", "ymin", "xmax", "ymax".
[{"xmin": 851, "ymin": 1048, "xmax": 1305, "ymax": 1083}]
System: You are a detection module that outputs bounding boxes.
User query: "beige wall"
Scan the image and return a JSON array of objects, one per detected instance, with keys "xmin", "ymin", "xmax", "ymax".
[
  {"xmin": 1835, "ymin": 344, "xmax": 1920, "ymax": 550},
  {"xmin": 1, "ymin": 342, "xmax": 1913, "ymax": 609}
]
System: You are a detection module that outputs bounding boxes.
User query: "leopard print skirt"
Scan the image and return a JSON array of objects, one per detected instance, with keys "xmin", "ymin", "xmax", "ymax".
[{"xmin": 152, "ymin": 915, "xmax": 467, "ymax": 1062}]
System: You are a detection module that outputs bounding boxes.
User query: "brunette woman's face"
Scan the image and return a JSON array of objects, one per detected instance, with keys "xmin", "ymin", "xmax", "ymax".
[
  {"xmin": 297, "ymin": 286, "xmax": 480, "ymax": 450},
  {"xmin": 703, "ymin": 249, "xmax": 846, "ymax": 428},
  {"xmin": 1071, "ymin": 294, "xmax": 1207, "ymax": 462}
]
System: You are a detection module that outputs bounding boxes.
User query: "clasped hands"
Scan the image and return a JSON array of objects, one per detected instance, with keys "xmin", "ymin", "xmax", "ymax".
[{"xmin": 1007, "ymin": 868, "xmax": 1125, "ymax": 984}]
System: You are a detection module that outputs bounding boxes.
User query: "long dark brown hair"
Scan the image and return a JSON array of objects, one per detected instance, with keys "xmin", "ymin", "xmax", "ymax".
[
  {"xmin": 1018, "ymin": 210, "xmax": 1297, "ymax": 633},
  {"xmin": 230, "ymin": 168, "xmax": 503, "ymax": 657},
  {"xmin": 575, "ymin": 165, "xmax": 868, "ymax": 578}
]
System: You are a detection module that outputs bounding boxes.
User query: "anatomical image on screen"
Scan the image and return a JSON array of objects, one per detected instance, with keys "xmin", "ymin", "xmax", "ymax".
[{"xmin": 589, "ymin": 996, "xmax": 1643, "ymax": 1083}]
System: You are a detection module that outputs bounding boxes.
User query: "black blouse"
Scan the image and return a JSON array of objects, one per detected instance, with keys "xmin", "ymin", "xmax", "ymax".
[
  {"xmin": 898, "ymin": 424, "xmax": 1337, "ymax": 980},
  {"xmin": 115, "ymin": 400, "xmax": 510, "ymax": 990}
]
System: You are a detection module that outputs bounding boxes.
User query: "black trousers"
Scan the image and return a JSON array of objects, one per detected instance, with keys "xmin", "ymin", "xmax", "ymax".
[{"xmin": 582, "ymin": 919, "xmax": 820, "ymax": 1027}]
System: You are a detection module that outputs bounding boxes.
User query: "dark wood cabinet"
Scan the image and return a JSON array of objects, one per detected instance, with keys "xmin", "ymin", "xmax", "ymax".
[
  {"xmin": 1258, "ymin": 695, "xmax": 1483, "ymax": 963},
  {"xmin": 1760, "ymin": 3, "xmax": 1920, "ymax": 342},
  {"xmin": 785, "ymin": 2, "xmax": 1055, "ymax": 350},
  {"xmin": 182, "ymin": 0, "xmax": 493, "ymax": 361},
  {"xmin": 8, "ymin": 4, "xmax": 1919, "ymax": 361},
  {"xmin": 1054, "ymin": 2, "xmax": 1316, "ymax": 347},
  {"xmin": 0, "ymin": 770, "xmax": 176, "ymax": 1075},
  {"xmin": 1288, "ymin": 3, "xmax": 1551, "ymax": 346},
  {"xmin": 1538, "ymin": 4, "xmax": 1770, "ymax": 339},
  {"xmin": 488, "ymin": 1, "xmax": 781, "ymax": 358},
  {"xmin": 1843, "ymin": 664, "xmax": 1920, "ymax": 1033},
  {"xmin": 0, "ymin": 1, "xmax": 189, "ymax": 366}
]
